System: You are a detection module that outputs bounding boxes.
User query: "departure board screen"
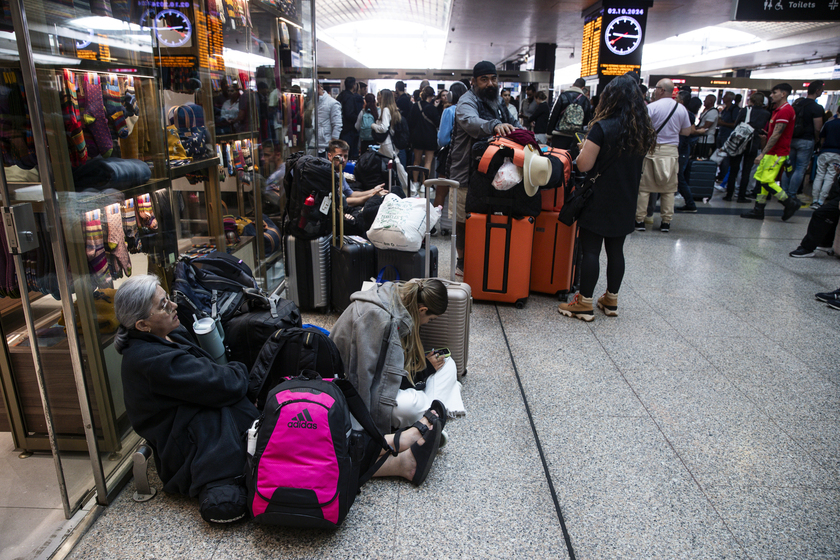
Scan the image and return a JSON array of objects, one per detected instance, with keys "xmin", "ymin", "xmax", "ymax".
[{"xmin": 580, "ymin": 11, "xmax": 602, "ymax": 78}]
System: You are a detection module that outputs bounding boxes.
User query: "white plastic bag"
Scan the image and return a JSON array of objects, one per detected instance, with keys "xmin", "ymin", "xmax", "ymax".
[
  {"xmin": 367, "ymin": 193, "xmax": 441, "ymax": 252},
  {"xmin": 491, "ymin": 158, "xmax": 522, "ymax": 191}
]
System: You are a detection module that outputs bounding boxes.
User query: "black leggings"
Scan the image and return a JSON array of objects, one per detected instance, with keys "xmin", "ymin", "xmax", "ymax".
[{"xmin": 579, "ymin": 228, "xmax": 627, "ymax": 298}]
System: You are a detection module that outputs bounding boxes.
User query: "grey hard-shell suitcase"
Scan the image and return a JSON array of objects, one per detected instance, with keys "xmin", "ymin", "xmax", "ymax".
[{"xmin": 414, "ymin": 176, "xmax": 472, "ymax": 379}]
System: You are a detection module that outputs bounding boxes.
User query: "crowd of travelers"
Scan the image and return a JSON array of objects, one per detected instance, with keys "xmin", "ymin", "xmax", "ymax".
[{"xmin": 113, "ymin": 63, "xmax": 839, "ymax": 528}]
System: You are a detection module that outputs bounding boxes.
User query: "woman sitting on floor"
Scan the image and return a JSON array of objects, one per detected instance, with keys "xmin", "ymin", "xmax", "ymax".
[{"xmin": 330, "ymin": 279, "xmax": 465, "ymax": 440}]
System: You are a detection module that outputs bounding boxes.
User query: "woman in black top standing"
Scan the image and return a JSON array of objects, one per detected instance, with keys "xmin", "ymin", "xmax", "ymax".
[
  {"xmin": 723, "ymin": 92, "xmax": 771, "ymax": 202},
  {"xmin": 528, "ymin": 91, "xmax": 550, "ymax": 143},
  {"xmin": 559, "ymin": 75, "xmax": 656, "ymax": 321},
  {"xmin": 409, "ymin": 86, "xmax": 441, "ymax": 196}
]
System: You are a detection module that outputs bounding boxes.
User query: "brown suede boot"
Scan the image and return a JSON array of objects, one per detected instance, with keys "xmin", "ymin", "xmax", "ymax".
[
  {"xmin": 558, "ymin": 294, "xmax": 594, "ymax": 322},
  {"xmin": 597, "ymin": 291, "xmax": 618, "ymax": 316}
]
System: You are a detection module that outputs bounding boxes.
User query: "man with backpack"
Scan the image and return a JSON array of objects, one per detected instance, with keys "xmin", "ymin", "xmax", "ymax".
[
  {"xmin": 781, "ymin": 80, "xmax": 825, "ymax": 198},
  {"xmin": 336, "ymin": 77, "xmax": 364, "ymax": 160},
  {"xmin": 547, "ymin": 78, "xmax": 592, "ymax": 150},
  {"xmin": 450, "ymin": 61, "xmax": 522, "ymax": 276}
]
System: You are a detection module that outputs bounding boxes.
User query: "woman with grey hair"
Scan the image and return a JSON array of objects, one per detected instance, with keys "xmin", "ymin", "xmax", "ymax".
[{"xmin": 114, "ymin": 275, "xmax": 260, "ymax": 524}]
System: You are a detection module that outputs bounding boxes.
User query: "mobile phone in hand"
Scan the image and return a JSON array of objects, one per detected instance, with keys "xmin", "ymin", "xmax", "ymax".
[
  {"xmin": 433, "ymin": 347, "xmax": 451, "ymax": 358},
  {"xmin": 575, "ymin": 132, "xmax": 586, "ymax": 144}
]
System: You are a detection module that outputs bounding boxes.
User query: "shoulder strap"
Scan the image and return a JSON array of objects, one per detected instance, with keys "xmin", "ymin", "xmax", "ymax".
[
  {"xmin": 334, "ymin": 378, "xmax": 396, "ymax": 485},
  {"xmin": 656, "ymin": 101, "xmax": 679, "ymax": 135}
]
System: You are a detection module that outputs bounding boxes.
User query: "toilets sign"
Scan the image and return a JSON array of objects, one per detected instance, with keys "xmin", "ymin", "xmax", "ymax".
[{"xmin": 733, "ymin": 0, "xmax": 840, "ymax": 20}]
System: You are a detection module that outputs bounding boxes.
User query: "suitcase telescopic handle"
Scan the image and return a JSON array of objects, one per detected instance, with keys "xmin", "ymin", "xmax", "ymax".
[
  {"xmin": 406, "ymin": 167, "xmax": 441, "ymax": 278},
  {"xmin": 421, "ymin": 179, "xmax": 459, "ymax": 279}
]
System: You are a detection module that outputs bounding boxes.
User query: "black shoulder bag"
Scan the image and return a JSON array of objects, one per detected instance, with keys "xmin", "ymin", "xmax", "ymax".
[{"xmin": 558, "ymin": 147, "xmax": 620, "ymax": 226}]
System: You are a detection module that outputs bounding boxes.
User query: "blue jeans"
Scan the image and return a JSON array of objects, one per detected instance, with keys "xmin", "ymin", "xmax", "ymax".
[
  {"xmin": 677, "ymin": 136, "xmax": 695, "ymax": 208},
  {"xmin": 780, "ymin": 137, "xmax": 815, "ymax": 197}
]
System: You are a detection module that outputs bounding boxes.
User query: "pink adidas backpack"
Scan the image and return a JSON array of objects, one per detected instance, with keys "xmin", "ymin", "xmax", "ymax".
[{"xmin": 245, "ymin": 371, "xmax": 394, "ymax": 528}]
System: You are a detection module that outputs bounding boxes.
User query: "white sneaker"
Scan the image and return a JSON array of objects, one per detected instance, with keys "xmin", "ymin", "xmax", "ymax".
[
  {"xmin": 815, "ymin": 246, "xmax": 832, "ymax": 253},
  {"xmin": 713, "ymin": 183, "xmax": 726, "ymax": 192},
  {"xmin": 410, "ymin": 181, "xmax": 420, "ymax": 197},
  {"xmin": 810, "ymin": 202, "xmax": 821, "ymax": 209}
]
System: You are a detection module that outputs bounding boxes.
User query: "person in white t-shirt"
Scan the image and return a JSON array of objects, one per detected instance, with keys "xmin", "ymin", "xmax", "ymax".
[{"xmin": 635, "ymin": 79, "xmax": 696, "ymax": 232}]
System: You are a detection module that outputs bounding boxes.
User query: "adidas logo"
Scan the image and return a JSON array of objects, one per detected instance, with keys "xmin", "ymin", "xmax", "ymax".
[{"xmin": 287, "ymin": 409, "xmax": 318, "ymax": 429}]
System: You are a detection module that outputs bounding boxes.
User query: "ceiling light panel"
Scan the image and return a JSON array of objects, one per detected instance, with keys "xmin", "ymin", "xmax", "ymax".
[{"xmin": 316, "ymin": 0, "xmax": 452, "ymax": 31}]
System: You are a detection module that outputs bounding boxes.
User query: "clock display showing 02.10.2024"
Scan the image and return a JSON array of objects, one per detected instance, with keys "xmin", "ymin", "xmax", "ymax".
[{"xmin": 604, "ymin": 15, "xmax": 642, "ymax": 56}]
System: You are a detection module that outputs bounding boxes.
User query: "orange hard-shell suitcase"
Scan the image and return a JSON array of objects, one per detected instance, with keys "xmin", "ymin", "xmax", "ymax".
[
  {"xmin": 539, "ymin": 147, "xmax": 573, "ymax": 212},
  {"xmin": 464, "ymin": 213, "xmax": 534, "ymax": 308},
  {"xmin": 530, "ymin": 211, "xmax": 577, "ymax": 297}
]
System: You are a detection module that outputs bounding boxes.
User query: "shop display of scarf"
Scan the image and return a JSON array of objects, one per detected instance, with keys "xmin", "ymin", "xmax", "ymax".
[
  {"xmin": 81, "ymin": 73, "xmax": 113, "ymax": 158},
  {"xmin": 102, "ymin": 76, "xmax": 128, "ymax": 138}
]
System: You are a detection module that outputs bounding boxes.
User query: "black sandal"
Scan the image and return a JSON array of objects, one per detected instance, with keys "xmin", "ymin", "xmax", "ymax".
[
  {"xmin": 429, "ymin": 400, "xmax": 448, "ymax": 431},
  {"xmin": 410, "ymin": 414, "xmax": 442, "ymax": 487},
  {"xmin": 391, "ymin": 419, "xmax": 431, "ymax": 454}
]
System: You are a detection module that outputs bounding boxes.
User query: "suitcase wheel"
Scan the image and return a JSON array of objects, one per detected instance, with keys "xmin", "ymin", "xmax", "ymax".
[{"xmin": 515, "ymin": 298, "xmax": 527, "ymax": 309}]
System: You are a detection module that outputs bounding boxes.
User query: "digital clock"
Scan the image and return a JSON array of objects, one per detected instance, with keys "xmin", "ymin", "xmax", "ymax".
[{"xmin": 604, "ymin": 15, "xmax": 642, "ymax": 56}]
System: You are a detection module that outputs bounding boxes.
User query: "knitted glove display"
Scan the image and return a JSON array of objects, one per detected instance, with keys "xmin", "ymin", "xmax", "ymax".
[
  {"xmin": 83, "ymin": 209, "xmax": 112, "ymax": 289},
  {"xmin": 107, "ymin": 206, "xmax": 132, "ymax": 277}
]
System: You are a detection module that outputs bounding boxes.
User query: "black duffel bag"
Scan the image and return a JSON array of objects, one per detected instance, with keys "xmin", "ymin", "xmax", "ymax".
[
  {"xmin": 224, "ymin": 294, "xmax": 302, "ymax": 371},
  {"xmin": 465, "ymin": 139, "xmax": 541, "ymax": 218}
]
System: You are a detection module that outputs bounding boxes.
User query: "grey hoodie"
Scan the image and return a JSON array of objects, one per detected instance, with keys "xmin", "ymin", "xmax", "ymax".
[{"xmin": 329, "ymin": 283, "xmax": 412, "ymax": 434}]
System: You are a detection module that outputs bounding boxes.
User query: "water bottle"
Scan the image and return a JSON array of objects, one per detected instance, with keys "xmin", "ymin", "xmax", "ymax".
[{"xmin": 298, "ymin": 192, "xmax": 315, "ymax": 230}]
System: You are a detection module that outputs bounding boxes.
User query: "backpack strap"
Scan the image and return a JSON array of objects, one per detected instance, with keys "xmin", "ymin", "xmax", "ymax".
[{"xmin": 334, "ymin": 378, "xmax": 397, "ymax": 485}]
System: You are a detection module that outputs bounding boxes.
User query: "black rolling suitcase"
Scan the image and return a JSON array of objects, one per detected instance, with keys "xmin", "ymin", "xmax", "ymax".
[
  {"xmin": 687, "ymin": 159, "xmax": 716, "ymax": 201},
  {"xmin": 329, "ymin": 156, "xmax": 377, "ymax": 312}
]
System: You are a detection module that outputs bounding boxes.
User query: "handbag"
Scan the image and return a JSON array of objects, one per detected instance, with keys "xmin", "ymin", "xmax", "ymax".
[
  {"xmin": 168, "ymin": 105, "xmax": 213, "ymax": 160},
  {"xmin": 558, "ymin": 149, "xmax": 620, "ymax": 226}
]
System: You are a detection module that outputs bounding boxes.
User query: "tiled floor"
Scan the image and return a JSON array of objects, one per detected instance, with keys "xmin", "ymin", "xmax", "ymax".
[{"xmin": 12, "ymin": 200, "xmax": 840, "ymax": 559}]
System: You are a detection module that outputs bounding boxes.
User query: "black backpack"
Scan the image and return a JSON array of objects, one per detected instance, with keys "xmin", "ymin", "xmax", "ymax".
[
  {"xmin": 251, "ymin": 326, "xmax": 346, "ymax": 411},
  {"xmin": 283, "ymin": 153, "xmax": 343, "ymax": 239},
  {"xmin": 338, "ymin": 91, "xmax": 362, "ymax": 130},
  {"xmin": 172, "ymin": 252, "xmax": 261, "ymax": 336},
  {"xmin": 354, "ymin": 150, "xmax": 391, "ymax": 190},
  {"xmin": 791, "ymin": 98, "xmax": 809, "ymax": 138},
  {"xmin": 390, "ymin": 115, "xmax": 410, "ymax": 150}
]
